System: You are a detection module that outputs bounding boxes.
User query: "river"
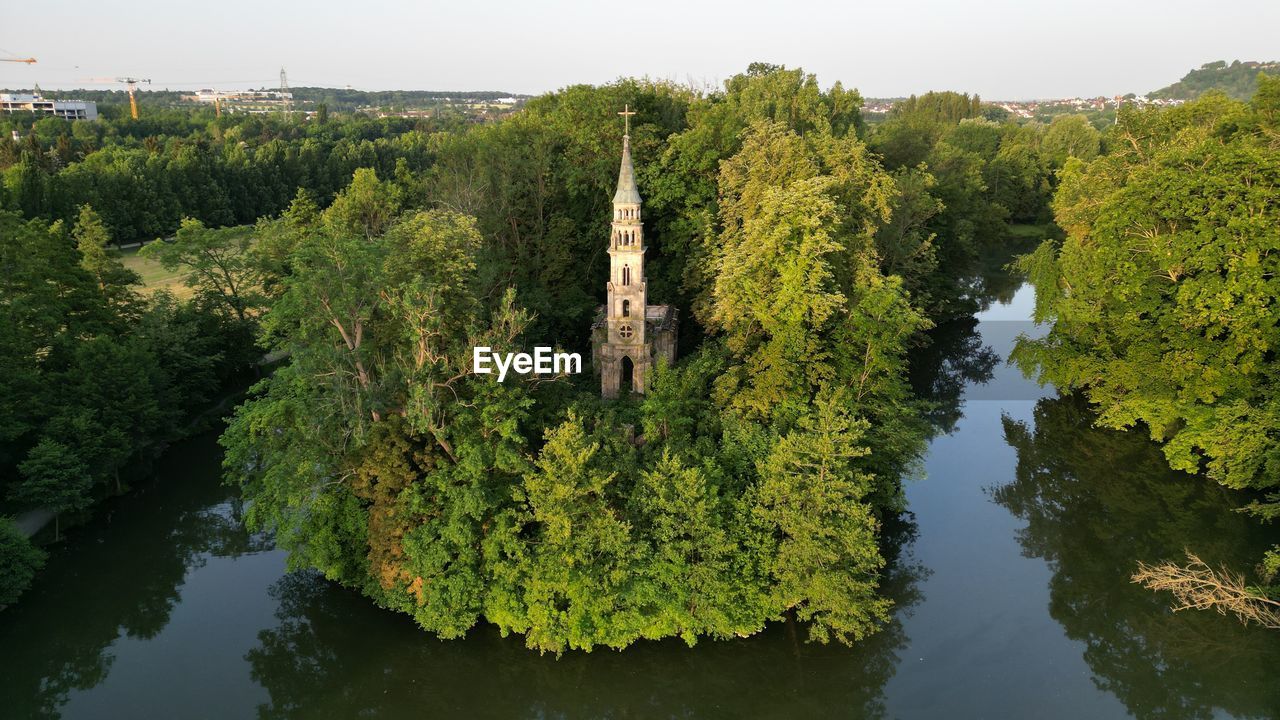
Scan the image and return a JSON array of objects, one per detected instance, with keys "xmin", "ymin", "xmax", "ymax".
[{"xmin": 3, "ymin": 280, "xmax": 1279, "ymax": 719}]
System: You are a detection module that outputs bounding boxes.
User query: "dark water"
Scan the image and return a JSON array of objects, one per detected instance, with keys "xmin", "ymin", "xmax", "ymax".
[{"xmin": 4, "ymin": 283, "xmax": 1280, "ymax": 719}]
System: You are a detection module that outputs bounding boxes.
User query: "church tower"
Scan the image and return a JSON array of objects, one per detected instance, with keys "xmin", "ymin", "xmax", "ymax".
[{"xmin": 592, "ymin": 106, "xmax": 678, "ymax": 398}]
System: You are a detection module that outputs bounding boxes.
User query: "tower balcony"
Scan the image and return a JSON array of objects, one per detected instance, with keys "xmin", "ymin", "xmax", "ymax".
[
  {"xmin": 606, "ymin": 280, "xmax": 647, "ymax": 295},
  {"xmin": 607, "ymin": 243, "xmax": 647, "ymax": 255}
]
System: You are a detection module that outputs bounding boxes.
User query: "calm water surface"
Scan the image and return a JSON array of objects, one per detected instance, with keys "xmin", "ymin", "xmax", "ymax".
[{"xmin": 3, "ymin": 283, "xmax": 1279, "ymax": 719}]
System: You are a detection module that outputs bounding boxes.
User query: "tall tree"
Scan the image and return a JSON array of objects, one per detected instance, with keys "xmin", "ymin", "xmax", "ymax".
[
  {"xmin": 753, "ymin": 391, "xmax": 890, "ymax": 644},
  {"xmin": 73, "ymin": 204, "xmax": 140, "ymax": 314},
  {"xmin": 0, "ymin": 520, "xmax": 45, "ymax": 606},
  {"xmin": 141, "ymin": 219, "xmax": 263, "ymax": 324},
  {"xmin": 485, "ymin": 414, "xmax": 638, "ymax": 654},
  {"xmin": 13, "ymin": 439, "xmax": 92, "ymax": 540}
]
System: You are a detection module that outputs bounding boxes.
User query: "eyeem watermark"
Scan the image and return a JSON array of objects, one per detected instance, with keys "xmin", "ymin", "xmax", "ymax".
[{"xmin": 473, "ymin": 346, "xmax": 582, "ymax": 382}]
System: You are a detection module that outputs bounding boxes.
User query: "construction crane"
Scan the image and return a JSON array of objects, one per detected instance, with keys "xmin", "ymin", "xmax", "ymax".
[
  {"xmin": 0, "ymin": 48, "xmax": 37, "ymax": 64},
  {"xmin": 116, "ymin": 77, "xmax": 151, "ymax": 119}
]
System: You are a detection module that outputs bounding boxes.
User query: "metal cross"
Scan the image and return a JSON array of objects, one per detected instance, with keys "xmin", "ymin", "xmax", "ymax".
[{"xmin": 618, "ymin": 104, "xmax": 636, "ymax": 135}]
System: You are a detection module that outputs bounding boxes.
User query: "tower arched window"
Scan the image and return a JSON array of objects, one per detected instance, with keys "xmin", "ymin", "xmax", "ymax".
[
  {"xmin": 623, "ymin": 265, "xmax": 631, "ymax": 285},
  {"xmin": 622, "ymin": 299, "xmax": 630, "ymax": 317}
]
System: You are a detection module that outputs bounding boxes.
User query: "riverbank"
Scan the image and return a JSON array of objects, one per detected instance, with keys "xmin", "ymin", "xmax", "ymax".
[{"xmin": 4, "ymin": 365, "xmax": 269, "ymax": 541}]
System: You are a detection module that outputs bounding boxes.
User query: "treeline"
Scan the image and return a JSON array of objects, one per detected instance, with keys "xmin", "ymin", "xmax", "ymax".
[
  {"xmin": 1, "ymin": 89, "xmax": 194, "ymax": 110},
  {"xmin": 0, "ymin": 108, "xmax": 465, "ymax": 245},
  {"xmin": 1015, "ymin": 75, "xmax": 1280, "ymax": 613}
]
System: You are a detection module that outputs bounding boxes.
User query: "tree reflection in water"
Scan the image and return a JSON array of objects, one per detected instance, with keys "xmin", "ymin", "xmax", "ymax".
[
  {"xmin": 0, "ymin": 433, "xmax": 267, "ymax": 720},
  {"xmin": 996, "ymin": 395, "xmax": 1280, "ymax": 720},
  {"xmin": 909, "ymin": 315, "xmax": 1000, "ymax": 438}
]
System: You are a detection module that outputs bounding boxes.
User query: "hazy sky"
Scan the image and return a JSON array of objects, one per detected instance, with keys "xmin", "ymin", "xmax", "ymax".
[{"xmin": 3, "ymin": 0, "xmax": 1277, "ymax": 99}]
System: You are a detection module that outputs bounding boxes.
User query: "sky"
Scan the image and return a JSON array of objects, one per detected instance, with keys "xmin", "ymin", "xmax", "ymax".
[{"xmin": 3, "ymin": 0, "xmax": 1278, "ymax": 100}]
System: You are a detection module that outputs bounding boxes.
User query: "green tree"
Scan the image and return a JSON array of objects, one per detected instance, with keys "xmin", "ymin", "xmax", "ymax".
[
  {"xmin": 0, "ymin": 519, "xmax": 45, "ymax": 606},
  {"xmin": 141, "ymin": 219, "xmax": 263, "ymax": 324},
  {"xmin": 72, "ymin": 204, "xmax": 140, "ymax": 313},
  {"xmin": 13, "ymin": 439, "xmax": 92, "ymax": 540},
  {"xmin": 627, "ymin": 450, "xmax": 745, "ymax": 644},
  {"xmin": 753, "ymin": 390, "xmax": 890, "ymax": 644},
  {"xmin": 324, "ymin": 167, "xmax": 402, "ymax": 238},
  {"xmin": 485, "ymin": 414, "xmax": 639, "ymax": 653},
  {"xmin": 875, "ymin": 167, "xmax": 941, "ymax": 308},
  {"xmin": 1041, "ymin": 114, "xmax": 1101, "ymax": 166},
  {"xmin": 707, "ymin": 120, "xmax": 927, "ymax": 453}
]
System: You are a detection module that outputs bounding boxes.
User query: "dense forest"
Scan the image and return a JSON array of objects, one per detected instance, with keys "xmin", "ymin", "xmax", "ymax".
[
  {"xmin": 214, "ymin": 66, "xmax": 1083, "ymax": 652},
  {"xmin": 3, "ymin": 62, "xmax": 1276, "ymax": 651},
  {"xmin": 0, "ymin": 108, "xmax": 466, "ymax": 246}
]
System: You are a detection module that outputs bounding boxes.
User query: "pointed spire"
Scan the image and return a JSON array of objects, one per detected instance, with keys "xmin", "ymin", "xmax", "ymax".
[{"xmin": 613, "ymin": 127, "xmax": 642, "ymax": 206}]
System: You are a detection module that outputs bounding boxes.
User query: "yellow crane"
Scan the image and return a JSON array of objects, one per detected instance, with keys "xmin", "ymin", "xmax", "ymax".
[
  {"xmin": 0, "ymin": 48, "xmax": 37, "ymax": 64},
  {"xmin": 116, "ymin": 77, "xmax": 151, "ymax": 119},
  {"xmin": 82, "ymin": 75, "xmax": 151, "ymax": 118}
]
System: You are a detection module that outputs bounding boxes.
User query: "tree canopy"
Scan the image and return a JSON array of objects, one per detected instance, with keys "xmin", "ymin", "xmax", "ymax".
[{"xmin": 1013, "ymin": 75, "xmax": 1280, "ymax": 603}]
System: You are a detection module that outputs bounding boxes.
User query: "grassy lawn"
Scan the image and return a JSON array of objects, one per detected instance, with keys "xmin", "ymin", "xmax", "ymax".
[
  {"xmin": 119, "ymin": 244, "xmax": 192, "ymax": 298},
  {"xmin": 1005, "ymin": 222, "xmax": 1051, "ymax": 240}
]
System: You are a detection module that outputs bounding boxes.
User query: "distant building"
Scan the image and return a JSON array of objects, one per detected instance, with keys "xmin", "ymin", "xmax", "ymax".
[
  {"xmin": 0, "ymin": 93, "xmax": 97, "ymax": 121},
  {"xmin": 181, "ymin": 89, "xmax": 292, "ymax": 114}
]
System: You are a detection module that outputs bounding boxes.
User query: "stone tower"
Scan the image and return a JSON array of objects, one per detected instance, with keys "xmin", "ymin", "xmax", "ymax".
[{"xmin": 592, "ymin": 108, "xmax": 678, "ymax": 398}]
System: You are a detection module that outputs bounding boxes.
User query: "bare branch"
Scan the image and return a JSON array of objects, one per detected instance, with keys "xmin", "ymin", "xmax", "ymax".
[{"xmin": 1132, "ymin": 552, "xmax": 1280, "ymax": 629}]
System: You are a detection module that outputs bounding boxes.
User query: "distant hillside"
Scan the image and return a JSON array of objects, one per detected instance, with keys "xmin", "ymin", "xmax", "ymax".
[{"xmin": 1150, "ymin": 60, "xmax": 1279, "ymax": 101}]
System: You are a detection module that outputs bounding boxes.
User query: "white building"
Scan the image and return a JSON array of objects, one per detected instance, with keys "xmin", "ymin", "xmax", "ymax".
[
  {"xmin": 0, "ymin": 93, "xmax": 98, "ymax": 121},
  {"xmin": 181, "ymin": 89, "xmax": 291, "ymax": 113}
]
